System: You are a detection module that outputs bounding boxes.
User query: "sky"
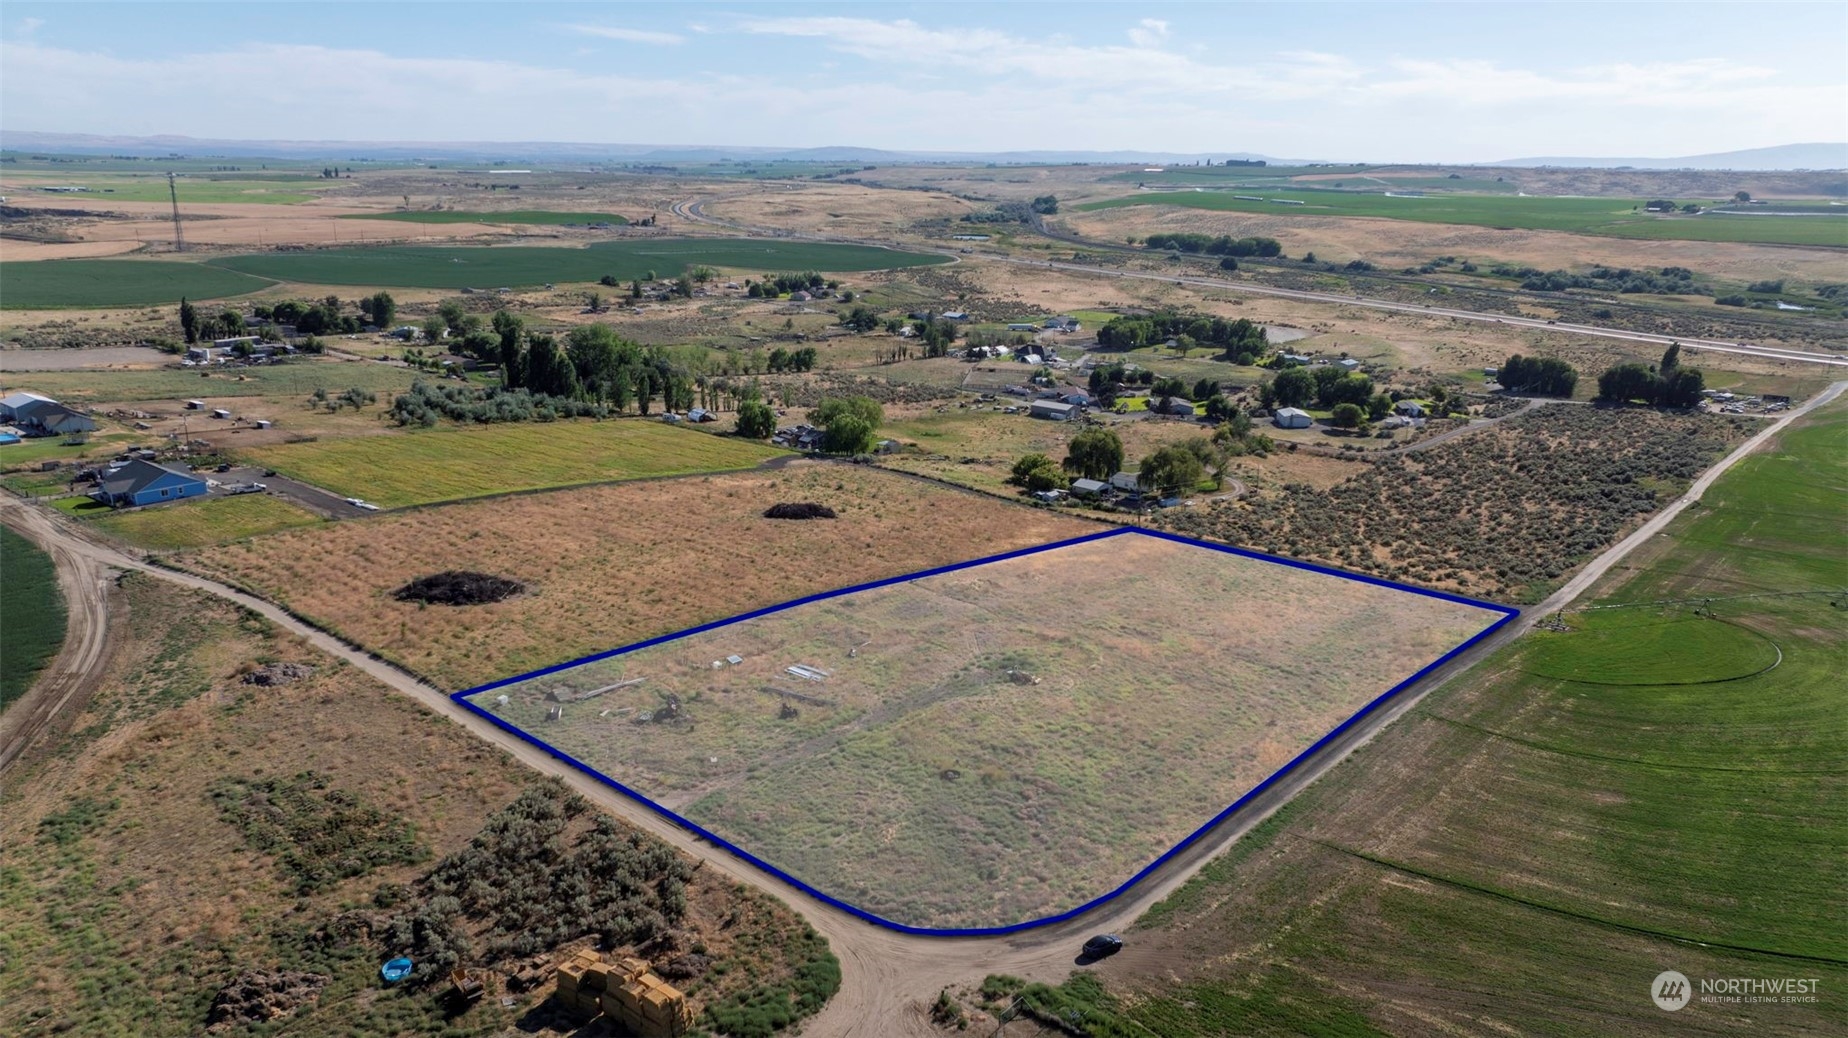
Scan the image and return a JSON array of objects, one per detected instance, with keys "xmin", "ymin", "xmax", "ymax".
[{"xmin": 3, "ymin": 2, "xmax": 1844, "ymax": 162}]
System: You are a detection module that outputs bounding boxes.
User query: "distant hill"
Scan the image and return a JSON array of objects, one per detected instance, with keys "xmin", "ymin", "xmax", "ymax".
[
  {"xmin": 1486, "ymin": 143, "xmax": 1847, "ymax": 171},
  {"xmin": 0, "ymin": 131, "xmax": 1318, "ymax": 167}
]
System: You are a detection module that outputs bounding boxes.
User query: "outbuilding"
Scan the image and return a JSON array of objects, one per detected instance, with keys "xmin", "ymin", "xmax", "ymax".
[
  {"xmin": 91, "ymin": 460, "xmax": 207, "ymax": 508},
  {"xmin": 1108, "ymin": 471, "xmax": 1141, "ymax": 492},
  {"xmin": 12, "ymin": 399, "xmax": 97, "ymax": 438},
  {"xmin": 1272, "ymin": 407, "xmax": 1313, "ymax": 429},
  {"xmin": 0, "ymin": 390, "xmax": 55, "ymax": 422},
  {"xmin": 1070, "ymin": 478, "xmax": 1108, "ymax": 498},
  {"xmin": 1028, "ymin": 400, "xmax": 1078, "ymax": 421},
  {"xmin": 1394, "ymin": 401, "xmax": 1426, "ymax": 417}
]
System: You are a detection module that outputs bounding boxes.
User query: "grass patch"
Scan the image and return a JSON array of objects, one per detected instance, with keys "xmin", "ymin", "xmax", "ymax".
[
  {"xmin": 210, "ymin": 771, "xmax": 427, "ymax": 894},
  {"xmin": 1522, "ymin": 612, "xmax": 1779, "ymax": 684},
  {"xmin": 14, "ymin": 360, "xmax": 423, "ymax": 406},
  {"xmin": 88, "ymin": 493, "xmax": 323, "ymax": 550},
  {"xmin": 242, "ymin": 420, "xmax": 787, "ymax": 508},
  {"xmin": 0, "ymin": 525, "xmax": 67, "ymax": 713},
  {"xmin": 207, "ymin": 238, "xmax": 949, "ymax": 291},
  {"xmin": 0, "ymin": 259, "xmax": 273, "ymax": 309},
  {"xmin": 1080, "ymin": 189, "xmax": 1848, "ymax": 248},
  {"xmin": 345, "ymin": 209, "xmax": 628, "ymax": 225}
]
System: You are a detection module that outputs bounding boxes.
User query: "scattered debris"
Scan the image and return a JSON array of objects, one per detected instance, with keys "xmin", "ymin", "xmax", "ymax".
[
  {"xmin": 1005, "ymin": 669, "xmax": 1041, "ymax": 686},
  {"xmin": 545, "ymin": 705, "xmax": 563, "ymax": 722},
  {"xmin": 786, "ymin": 664, "xmax": 831, "ymax": 682},
  {"xmin": 241, "ymin": 662, "xmax": 315, "ymax": 687},
  {"xmin": 206, "ymin": 969, "xmax": 329, "ymax": 1031},
  {"xmin": 778, "ymin": 701, "xmax": 799, "ymax": 721},
  {"xmin": 726, "ymin": 655, "xmax": 744, "ymax": 666},
  {"xmin": 764, "ymin": 502, "xmax": 837, "ymax": 520},
  {"xmin": 393, "ymin": 571, "xmax": 525, "ymax": 606},
  {"xmin": 545, "ymin": 677, "xmax": 643, "ymax": 703}
]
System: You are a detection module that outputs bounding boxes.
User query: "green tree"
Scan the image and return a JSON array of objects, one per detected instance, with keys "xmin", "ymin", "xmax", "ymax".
[
  {"xmin": 420, "ymin": 315, "xmax": 447, "ymax": 344},
  {"xmin": 1010, "ymin": 453, "xmax": 1068, "ymax": 492},
  {"xmin": 736, "ymin": 399, "xmax": 777, "ymax": 439},
  {"xmin": 1367, "ymin": 392, "xmax": 1393, "ymax": 421},
  {"xmin": 1062, "ymin": 427, "xmax": 1124, "ymax": 480},
  {"xmin": 1734, "ymin": 191, "xmax": 1751, "ymax": 202},
  {"xmin": 1659, "ymin": 341, "xmax": 1681, "ymax": 374},
  {"xmin": 492, "ymin": 310, "xmax": 523, "ymax": 387},
  {"xmin": 179, "ymin": 297, "xmax": 199, "ymax": 343},
  {"xmin": 810, "ymin": 396, "xmax": 883, "ymax": 431},
  {"xmin": 363, "ymin": 291, "xmax": 397, "ymax": 328},
  {"xmin": 1330, "ymin": 402, "xmax": 1364, "ymax": 428},
  {"xmin": 1218, "ymin": 256, "xmax": 1239, "ymax": 272},
  {"xmin": 1270, "ymin": 367, "xmax": 1314, "ymax": 408},
  {"xmin": 821, "ymin": 415, "xmax": 875, "ymax": 454},
  {"xmin": 1597, "ymin": 362, "xmax": 1657, "ymax": 404},
  {"xmin": 840, "ymin": 305, "xmax": 881, "ymax": 333},
  {"xmin": 1030, "ymin": 195, "xmax": 1059, "ymax": 215},
  {"xmin": 1137, "ymin": 445, "xmax": 1206, "ymax": 497}
]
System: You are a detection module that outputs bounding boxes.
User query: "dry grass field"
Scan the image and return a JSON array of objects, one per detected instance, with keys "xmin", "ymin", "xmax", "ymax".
[
  {"xmin": 470, "ymin": 532, "xmax": 1507, "ymax": 930},
  {"xmin": 1064, "ymin": 205, "xmax": 1848, "ymax": 286},
  {"xmin": 0, "ymin": 575, "xmax": 834, "ymax": 1038},
  {"xmin": 180, "ymin": 462, "xmax": 1099, "ymax": 690}
]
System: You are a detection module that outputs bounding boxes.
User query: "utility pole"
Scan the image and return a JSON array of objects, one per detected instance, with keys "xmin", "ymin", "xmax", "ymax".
[{"xmin": 167, "ymin": 172, "xmax": 185, "ymax": 253}]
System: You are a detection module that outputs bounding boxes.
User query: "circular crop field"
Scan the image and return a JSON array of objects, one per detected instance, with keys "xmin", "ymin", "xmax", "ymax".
[
  {"xmin": 206, "ymin": 238, "xmax": 948, "ymax": 290},
  {"xmin": 1524, "ymin": 615, "xmax": 1779, "ymax": 685},
  {"xmin": 0, "ymin": 259, "xmax": 273, "ymax": 309}
]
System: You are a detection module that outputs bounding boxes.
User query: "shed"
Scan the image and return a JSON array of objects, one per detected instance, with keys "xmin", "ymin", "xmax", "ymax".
[
  {"xmin": 1272, "ymin": 407, "xmax": 1312, "ymax": 429},
  {"xmin": 185, "ymin": 399, "xmax": 207, "ymax": 410},
  {"xmin": 1156, "ymin": 397, "xmax": 1198, "ymax": 416},
  {"xmin": 12, "ymin": 399, "xmax": 97, "ymax": 437},
  {"xmin": 1028, "ymin": 400, "xmax": 1078, "ymax": 421},
  {"xmin": 1394, "ymin": 401, "xmax": 1425, "ymax": 417},
  {"xmin": 91, "ymin": 460, "xmax": 207, "ymax": 508},
  {"xmin": 1062, "ymin": 392, "xmax": 1094, "ymax": 407},
  {"xmin": 211, "ymin": 408, "xmax": 233, "ymax": 420},
  {"xmin": 1070, "ymin": 478, "xmax": 1108, "ymax": 498},
  {"xmin": 1337, "ymin": 357, "xmax": 1361, "ymax": 371},
  {"xmin": 0, "ymin": 390, "xmax": 54, "ymax": 422}
]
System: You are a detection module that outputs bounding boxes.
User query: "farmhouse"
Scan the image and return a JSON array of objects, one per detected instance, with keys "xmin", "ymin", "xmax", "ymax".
[
  {"xmin": 1273, "ymin": 407, "xmax": 1313, "ymax": 429},
  {"xmin": 1028, "ymin": 400, "xmax": 1078, "ymax": 421},
  {"xmin": 1108, "ymin": 471, "xmax": 1141, "ymax": 492},
  {"xmin": 91, "ymin": 459, "xmax": 208, "ymax": 508},
  {"xmin": 11, "ymin": 398, "xmax": 98, "ymax": 438},
  {"xmin": 1155, "ymin": 397, "xmax": 1198, "ymax": 417},
  {"xmin": 1043, "ymin": 316, "xmax": 1082, "ymax": 332}
]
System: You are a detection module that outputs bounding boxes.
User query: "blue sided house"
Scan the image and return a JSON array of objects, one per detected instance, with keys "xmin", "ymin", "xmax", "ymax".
[{"xmin": 92, "ymin": 459, "xmax": 208, "ymax": 508}]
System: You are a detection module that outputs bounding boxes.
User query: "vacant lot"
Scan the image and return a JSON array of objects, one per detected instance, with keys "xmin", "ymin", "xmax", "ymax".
[
  {"xmin": 1079, "ymin": 190, "xmax": 1848, "ymax": 247},
  {"xmin": 11, "ymin": 359, "xmax": 423, "ymax": 406},
  {"xmin": 180, "ymin": 463, "xmax": 1100, "ymax": 689},
  {"xmin": 471, "ymin": 532, "xmax": 1508, "ymax": 930},
  {"xmin": 0, "ymin": 575, "xmax": 834, "ymax": 1037},
  {"xmin": 242, "ymin": 420, "xmax": 788, "ymax": 508},
  {"xmin": 209, "ymin": 239, "xmax": 949, "ymax": 289},
  {"xmin": 1164, "ymin": 405, "xmax": 1752, "ymax": 602},
  {"xmin": 88, "ymin": 493, "xmax": 324, "ymax": 550},
  {"xmin": 0, "ymin": 259, "xmax": 274, "ymax": 309},
  {"xmin": 346, "ymin": 210, "xmax": 629, "ymax": 225},
  {"xmin": 1023, "ymin": 400, "xmax": 1848, "ymax": 1037},
  {"xmin": 0, "ymin": 526, "xmax": 67, "ymax": 712}
]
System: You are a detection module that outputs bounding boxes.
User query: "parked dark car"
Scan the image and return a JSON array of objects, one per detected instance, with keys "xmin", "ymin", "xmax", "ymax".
[{"xmin": 1082, "ymin": 934, "xmax": 1123, "ymax": 958}]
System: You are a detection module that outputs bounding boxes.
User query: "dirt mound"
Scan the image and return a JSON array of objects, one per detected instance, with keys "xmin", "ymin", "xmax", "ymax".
[
  {"xmin": 764, "ymin": 502, "xmax": 837, "ymax": 520},
  {"xmin": 393, "ymin": 571, "xmax": 525, "ymax": 606},
  {"xmin": 206, "ymin": 969, "xmax": 329, "ymax": 1030},
  {"xmin": 242, "ymin": 662, "xmax": 315, "ymax": 687}
]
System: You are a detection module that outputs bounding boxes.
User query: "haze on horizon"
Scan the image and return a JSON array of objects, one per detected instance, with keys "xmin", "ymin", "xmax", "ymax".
[{"xmin": 2, "ymin": 1, "xmax": 1845, "ymax": 165}]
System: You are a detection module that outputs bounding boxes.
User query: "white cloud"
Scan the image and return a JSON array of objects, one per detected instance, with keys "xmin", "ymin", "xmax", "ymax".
[
  {"xmin": 1127, "ymin": 18, "xmax": 1168, "ymax": 49},
  {"xmin": 564, "ymin": 24, "xmax": 684, "ymax": 46},
  {"xmin": 16, "ymin": 16, "xmax": 44, "ymax": 36}
]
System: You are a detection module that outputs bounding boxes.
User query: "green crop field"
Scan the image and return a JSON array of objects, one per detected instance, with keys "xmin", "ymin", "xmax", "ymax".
[
  {"xmin": 344, "ymin": 210, "xmax": 629, "ymax": 225},
  {"xmin": 88, "ymin": 493, "xmax": 323, "ymax": 551},
  {"xmin": 0, "ymin": 260, "xmax": 274, "ymax": 309},
  {"xmin": 0, "ymin": 526, "xmax": 68, "ymax": 713},
  {"xmin": 471, "ymin": 532, "xmax": 1507, "ymax": 929},
  {"xmin": 4, "ymin": 177, "xmax": 319, "ymax": 204},
  {"xmin": 207, "ymin": 239, "xmax": 949, "ymax": 290},
  {"xmin": 1079, "ymin": 189, "xmax": 1848, "ymax": 247},
  {"xmin": 1010, "ymin": 400, "xmax": 1848, "ymax": 1035},
  {"xmin": 2, "ymin": 239, "xmax": 947, "ymax": 309},
  {"xmin": 14, "ymin": 360, "xmax": 422, "ymax": 406},
  {"xmin": 241, "ymin": 420, "xmax": 788, "ymax": 508}
]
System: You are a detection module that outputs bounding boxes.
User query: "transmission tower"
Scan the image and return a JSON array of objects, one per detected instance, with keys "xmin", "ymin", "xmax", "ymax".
[{"xmin": 167, "ymin": 172, "xmax": 185, "ymax": 253}]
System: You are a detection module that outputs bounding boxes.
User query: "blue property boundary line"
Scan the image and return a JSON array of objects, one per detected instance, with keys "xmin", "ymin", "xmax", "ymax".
[{"xmin": 451, "ymin": 527, "xmax": 1520, "ymax": 937}]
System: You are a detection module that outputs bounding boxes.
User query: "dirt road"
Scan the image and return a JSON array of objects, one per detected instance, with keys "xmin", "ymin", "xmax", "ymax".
[
  {"xmin": 2, "ymin": 380, "xmax": 1837, "ymax": 1034},
  {"xmin": 0, "ymin": 504, "xmax": 116, "ymax": 773}
]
